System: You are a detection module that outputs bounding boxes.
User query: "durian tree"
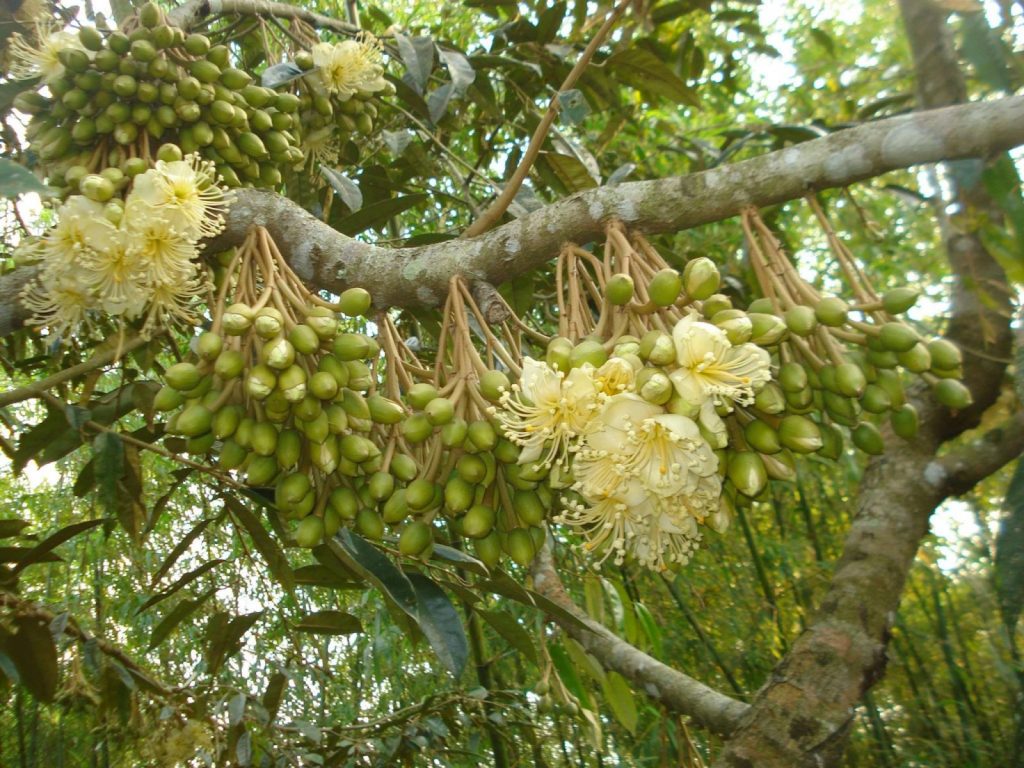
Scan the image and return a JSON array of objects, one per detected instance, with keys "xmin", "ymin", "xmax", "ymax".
[{"xmin": 0, "ymin": 0, "xmax": 1022, "ymax": 765}]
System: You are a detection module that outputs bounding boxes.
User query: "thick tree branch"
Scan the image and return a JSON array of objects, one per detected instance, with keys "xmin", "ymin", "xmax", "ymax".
[
  {"xmin": 531, "ymin": 538, "xmax": 749, "ymax": 736},
  {"xmin": 715, "ymin": 9, "xmax": 1017, "ymax": 765},
  {"xmin": 168, "ymin": 0, "xmax": 360, "ymax": 35},
  {"xmin": 2, "ymin": 96, "xmax": 1023, "ymax": 338}
]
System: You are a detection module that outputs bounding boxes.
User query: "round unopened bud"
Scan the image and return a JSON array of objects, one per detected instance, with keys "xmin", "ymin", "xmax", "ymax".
[
  {"xmin": 196, "ymin": 331, "xmax": 223, "ymax": 361},
  {"xmin": 891, "ymin": 403, "xmax": 919, "ymax": 440},
  {"xmin": 441, "ymin": 418, "xmax": 468, "ymax": 448},
  {"xmin": 778, "ymin": 362, "xmax": 809, "ymax": 393},
  {"xmin": 261, "ymin": 337, "xmax": 296, "ymax": 370},
  {"xmin": 778, "ymin": 415, "xmax": 823, "ymax": 454},
  {"xmin": 749, "ymin": 313, "xmax": 788, "ymax": 346},
  {"xmin": 221, "ymin": 303, "xmax": 254, "ymax": 334},
  {"xmin": 639, "ymin": 330, "xmax": 675, "ymax": 366},
  {"xmin": 390, "ymin": 453, "xmax": 418, "ymax": 482},
  {"xmin": 463, "ymin": 505, "xmax": 496, "ymax": 539},
  {"xmin": 253, "ymin": 307, "xmax": 285, "ymax": 339},
  {"xmin": 424, "ymin": 396, "xmax": 455, "ymax": 426},
  {"xmin": 835, "ymin": 363, "xmax": 867, "ymax": 398},
  {"xmin": 406, "ymin": 382, "xmax": 439, "ymax": 410},
  {"xmin": 367, "ymin": 394, "xmax": 405, "ymax": 424},
  {"xmin": 402, "ymin": 413, "xmax": 434, "ymax": 443},
  {"xmin": 860, "ymin": 384, "xmax": 892, "ymax": 414},
  {"xmin": 305, "ymin": 307, "xmax": 339, "ymax": 340},
  {"xmin": 927, "ymin": 339, "xmax": 962, "ymax": 371},
  {"xmin": 702, "ymin": 294, "xmax": 732, "ymax": 318},
  {"xmin": 879, "ymin": 322, "xmax": 919, "ymax": 353},
  {"xmin": 897, "ymin": 342, "xmax": 931, "ymax": 373},
  {"xmin": 753, "ymin": 382, "xmax": 786, "ymax": 415},
  {"xmin": 636, "ymin": 367, "xmax": 673, "ymax": 405},
  {"xmin": 175, "ymin": 404, "xmax": 212, "ymax": 437},
  {"xmin": 728, "ymin": 452, "xmax": 768, "ymax": 497},
  {"xmin": 295, "ymin": 516, "xmax": 324, "ymax": 548},
  {"xmin": 399, "ymin": 520, "xmax": 433, "ymax": 557},
  {"xmin": 852, "ymin": 422, "xmax": 885, "ymax": 455},
  {"xmin": 882, "ymin": 288, "xmax": 919, "ymax": 315},
  {"xmin": 605, "ymin": 273, "xmax": 634, "ymax": 305},
  {"xmin": 744, "ymin": 420, "xmax": 781, "ymax": 454},
  {"xmin": 683, "ymin": 257, "xmax": 720, "ymax": 301},
  {"xmin": 288, "ymin": 324, "xmax": 321, "ymax": 355},
  {"xmin": 815, "ymin": 297, "xmax": 849, "ymax": 327},
  {"xmin": 214, "ymin": 350, "xmax": 244, "ymax": 380},
  {"xmin": 278, "ymin": 365, "xmax": 308, "ymax": 402},
  {"xmin": 546, "ymin": 337, "xmax": 573, "ymax": 373},
  {"xmin": 784, "ymin": 306, "xmax": 817, "ymax": 337},
  {"xmin": 339, "ymin": 287, "xmax": 372, "ymax": 316},
  {"xmin": 333, "ymin": 333, "xmax": 371, "ymax": 361},
  {"xmin": 479, "ymin": 370, "xmax": 510, "ymax": 402},
  {"xmin": 309, "ymin": 371, "xmax": 339, "ymax": 400},
  {"xmin": 165, "ymin": 362, "xmax": 202, "ymax": 392},
  {"xmin": 569, "ymin": 339, "xmax": 608, "ymax": 369},
  {"xmin": 648, "ymin": 268, "xmax": 683, "ymax": 307},
  {"xmin": 933, "ymin": 379, "xmax": 972, "ymax": 410},
  {"xmin": 712, "ymin": 309, "xmax": 753, "ymax": 345}
]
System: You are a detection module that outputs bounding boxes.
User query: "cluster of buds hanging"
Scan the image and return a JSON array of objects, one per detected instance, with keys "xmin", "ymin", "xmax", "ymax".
[{"xmin": 10, "ymin": 1, "xmax": 390, "ymax": 194}]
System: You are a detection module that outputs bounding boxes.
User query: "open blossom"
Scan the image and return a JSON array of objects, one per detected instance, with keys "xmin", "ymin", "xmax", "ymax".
[
  {"xmin": 669, "ymin": 312, "xmax": 771, "ymax": 409},
  {"xmin": 311, "ymin": 34, "xmax": 388, "ymax": 100},
  {"xmin": 565, "ymin": 392, "xmax": 721, "ymax": 570},
  {"xmin": 7, "ymin": 21, "xmax": 87, "ymax": 83},
  {"xmin": 127, "ymin": 155, "xmax": 230, "ymax": 240},
  {"xmin": 494, "ymin": 357, "xmax": 601, "ymax": 469}
]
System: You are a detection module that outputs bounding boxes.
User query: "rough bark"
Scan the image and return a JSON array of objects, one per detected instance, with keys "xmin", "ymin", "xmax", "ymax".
[
  {"xmin": 531, "ymin": 540, "xmax": 750, "ymax": 736},
  {"xmin": 168, "ymin": 0, "xmax": 360, "ymax": 35},
  {"xmin": 2, "ymin": 97, "xmax": 1023, "ymax": 338},
  {"xmin": 714, "ymin": 6, "xmax": 1017, "ymax": 765}
]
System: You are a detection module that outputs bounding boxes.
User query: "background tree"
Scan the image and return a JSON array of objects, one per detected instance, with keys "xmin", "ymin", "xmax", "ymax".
[{"xmin": 0, "ymin": 0, "xmax": 1022, "ymax": 767}]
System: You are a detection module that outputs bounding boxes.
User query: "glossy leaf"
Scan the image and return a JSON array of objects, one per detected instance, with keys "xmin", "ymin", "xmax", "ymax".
[
  {"xmin": 476, "ymin": 608, "xmax": 537, "ymax": 664},
  {"xmin": 0, "ymin": 158, "xmax": 53, "ymax": 199},
  {"xmin": 408, "ymin": 572, "xmax": 469, "ymax": 678},
  {"xmin": 294, "ymin": 610, "xmax": 363, "ymax": 635}
]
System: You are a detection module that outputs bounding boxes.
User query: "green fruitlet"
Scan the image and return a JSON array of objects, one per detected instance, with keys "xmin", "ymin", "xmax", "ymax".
[
  {"xmin": 399, "ymin": 520, "xmax": 433, "ymax": 556},
  {"xmin": 605, "ymin": 273, "xmax": 634, "ymax": 305}
]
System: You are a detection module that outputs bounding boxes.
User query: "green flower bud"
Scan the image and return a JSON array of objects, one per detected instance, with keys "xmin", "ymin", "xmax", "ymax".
[
  {"xmin": 402, "ymin": 413, "xmax": 434, "ymax": 443},
  {"xmin": 744, "ymin": 420, "xmax": 781, "ymax": 454},
  {"xmin": 860, "ymin": 384, "xmax": 893, "ymax": 414},
  {"xmin": 761, "ymin": 449, "xmax": 796, "ymax": 482},
  {"xmin": 778, "ymin": 415, "xmax": 823, "ymax": 453},
  {"xmin": 305, "ymin": 307, "xmax": 339, "ymax": 340},
  {"xmin": 292, "ymin": 395, "xmax": 322, "ymax": 422},
  {"xmin": 546, "ymin": 337, "xmax": 573, "ymax": 373},
  {"xmin": 276, "ymin": 428, "xmax": 302, "ymax": 469},
  {"xmin": 570, "ymin": 339, "xmax": 608, "ymax": 369},
  {"xmin": 879, "ymin": 322, "xmax": 919, "ymax": 353},
  {"xmin": 815, "ymin": 296, "xmax": 849, "ymax": 327},
  {"xmin": 467, "ymin": 420, "xmax": 498, "ymax": 452},
  {"xmin": 479, "ymin": 370, "xmax": 510, "ymax": 402},
  {"xmin": 329, "ymin": 487, "xmax": 359, "ymax": 520},
  {"xmin": 278, "ymin": 364, "xmax": 308, "ymax": 402},
  {"xmin": 933, "ymin": 379, "xmax": 972, "ymax": 410},
  {"xmin": 712, "ymin": 309, "xmax": 753, "ymax": 345},
  {"xmin": 778, "ymin": 362, "xmax": 809, "ymax": 393},
  {"xmin": 927, "ymin": 338, "xmax": 962, "ymax": 371},
  {"xmin": 212, "ymin": 405, "xmax": 242, "ymax": 440},
  {"xmin": 399, "ymin": 520, "xmax": 433, "ymax": 556},
  {"xmin": 605, "ymin": 273, "xmax": 634, "ymax": 305},
  {"xmin": 253, "ymin": 307, "xmax": 285, "ymax": 339},
  {"xmin": 245, "ymin": 364, "xmax": 277, "ymax": 400},
  {"xmin": 882, "ymin": 288, "xmax": 919, "ymax": 315},
  {"xmin": 338, "ymin": 287, "xmax": 372, "ymax": 316},
  {"xmin": 445, "ymin": 476, "xmax": 474, "ymax": 513},
  {"xmin": 261, "ymin": 337, "xmax": 296, "ymax": 370},
  {"xmin": 246, "ymin": 455, "xmax": 278, "ymax": 486},
  {"xmin": 424, "ymin": 396, "xmax": 455, "ymax": 426},
  {"xmin": 221, "ymin": 303, "xmax": 254, "ymax": 334},
  {"xmin": 639, "ymin": 330, "xmax": 676, "ymax": 366},
  {"xmin": 441, "ymin": 418, "xmax": 468, "ymax": 448},
  {"xmin": 753, "ymin": 382, "xmax": 786, "ymax": 414},
  {"xmin": 309, "ymin": 371, "xmax": 339, "ymax": 400},
  {"xmin": 897, "ymin": 342, "xmax": 931, "ymax": 373},
  {"xmin": 250, "ymin": 422, "xmax": 279, "ymax": 457},
  {"xmin": 648, "ymin": 268, "xmax": 682, "ymax": 307},
  {"xmin": 728, "ymin": 452, "xmax": 768, "ymax": 497},
  {"xmin": 175, "ymin": 404, "xmax": 212, "ymax": 437},
  {"xmin": 749, "ymin": 313, "xmax": 788, "ymax": 345},
  {"xmin": 356, "ymin": 508, "xmax": 385, "ymax": 540},
  {"xmin": 165, "ymin": 362, "xmax": 202, "ymax": 392},
  {"xmin": 302, "ymin": 411, "xmax": 330, "ymax": 444},
  {"xmin": 784, "ymin": 305, "xmax": 817, "ymax": 337},
  {"xmin": 682, "ymin": 257, "xmax": 720, "ymax": 301},
  {"xmin": 701, "ymin": 294, "xmax": 732, "ymax": 317},
  {"xmin": 288, "ymin": 324, "xmax": 321, "ymax": 355},
  {"xmin": 406, "ymin": 382, "xmax": 439, "ymax": 410},
  {"xmin": 154, "ymin": 385, "xmax": 184, "ymax": 412},
  {"xmin": 891, "ymin": 404, "xmax": 919, "ymax": 440},
  {"xmin": 505, "ymin": 528, "xmax": 537, "ymax": 567},
  {"xmin": 218, "ymin": 440, "xmax": 247, "ymax": 470},
  {"xmin": 852, "ymin": 422, "xmax": 885, "ymax": 455},
  {"xmin": 835, "ymin": 363, "xmax": 867, "ymax": 398},
  {"xmin": 636, "ymin": 367, "xmax": 673, "ymax": 405},
  {"xmin": 295, "ymin": 516, "xmax": 324, "ymax": 548},
  {"xmin": 340, "ymin": 434, "xmax": 379, "ymax": 464},
  {"xmin": 325, "ymin": 404, "xmax": 349, "ymax": 434},
  {"xmin": 310, "ymin": 437, "xmax": 340, "ymax": 474}
]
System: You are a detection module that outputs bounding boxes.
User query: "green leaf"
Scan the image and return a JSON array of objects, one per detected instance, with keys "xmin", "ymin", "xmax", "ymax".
[
  {"xmin": 293, "ymin": 564, "xmax": 361, "ymax": 588},
  {"xmin": 320, "ymin": 166, "xmax": 363, "ymax": 212},
  {"xmin": 394, "ymin": 33, "xmax": 435, "ymax": 94},
  {"xmin": 92, "ymin": 431, "xmax": 124, "ymax": 517},
  {"xmin": 333, "ymin": 530, "xmax": 419, "ymax": 616},
  {"xmin": 996, "ymin": 458, "xmax": 1024, "ymax": 633},
  {"xmin": 601, "ymin": 671, "xmax": 638, "ymax": 734},
  {"xmin": 557, "ymin": 88, "xmax": 591, "ymax": 125},
  {"xmin": 604, "ymin": 47, "xmax": 699, "ymax": 106},
  {"xmin": 206, "ymin": 611, "xmax": 262, "ymax": 676},
  {"xmin": 151, "ymin": 518, "xmax": 215, "ymax": 587},
  {"xmin": 407, "ymin": 572, "xmax": 469, "ymax": 678},
  {"xmin": 136, "ymin": 559, "xmax": 226, "ymax": 615},
  {"xmin": 261, "ymin": 61, "xmax": 304, "ymax": 88},
  {"xmin": 961, "ymin": 13, "xmax": 1012, "ymax": 93},
  {"xmin": 294, "ymin": 610, "xmax": 363, "ymax": 635},
  {"xmin": 634, "ymin": 603, "xmax": 663, "ymax": 657},
  {"xmin": 147, "ymin": 587, "xmax": 217, "ymax": 651},
  {"xmin": 262, "ymin": 672, "xmax": 288, "ymax": 723},
  {"xmin": 438, "ymin": 48, "xmax": 475, "ymax": 95},
  {"xmin": 0, "ymin": 520, "xmax": 31, "ymax": 538},
  {"xmin": 2, "ymin": 615, "xmax": 58, "ymax": 702},
  {"xmin": 224, "ymin": 496, "xmax": 295, "ymax": 592},
  {"xmin": 11, "ymin": 519, "xmax": 105, "ymax": 575},
  {"xmin": 538, "ymin": 151, "xmax": 598, "ymax": 193},
  {"xmin": 430, "ymin": 543, "xmax": 489, "ymax": 576},
  {"xmin": 0, "ymin": 158, "xmax": 54, "ymax": 199},
  {"xmin": 476, "ymin": 608, "xmax": 537, "ymax": 664},
  {"xmin": 549, "ymin": 642, "xmax": 591, "ymax": 709},
  {"xmin": 334, "ymin": 192, "xmax": 429, "ymax": 236}
]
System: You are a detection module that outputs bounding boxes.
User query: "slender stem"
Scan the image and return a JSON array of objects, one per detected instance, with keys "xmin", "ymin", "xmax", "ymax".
[{"xmin": 461, "ymin": 0, "xmax": 633, "ymax": 238}]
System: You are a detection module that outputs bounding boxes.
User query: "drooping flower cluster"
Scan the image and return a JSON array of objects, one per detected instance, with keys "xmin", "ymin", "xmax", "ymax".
[
  {"xmin": 495, "ymin": 312, "xmax": 771, "ymax": 570},
  {"xmin": 21, "ymin": 155, "xmax": 231, "ymax": 337},
  {"xmin": 311, "ymin": 34, "xmax": 388, "ymax": 100}
]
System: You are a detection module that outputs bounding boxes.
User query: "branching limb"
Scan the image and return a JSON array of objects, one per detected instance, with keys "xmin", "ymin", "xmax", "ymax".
[
  {"xmin": 531, "ymin": 538, "xmax": 749, "ymax": 736},
  {"xmin": 168, "ymin": 0, "xmax": 361, "ymax": 35},
  {"xmin": 2, "ymin": 96, "xmax": 1023, "ymax": 337}
]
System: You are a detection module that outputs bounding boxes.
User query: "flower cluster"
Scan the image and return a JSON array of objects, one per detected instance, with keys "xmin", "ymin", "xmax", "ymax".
[
  {"xmin": 495, "ymin": 312, "xmax": 771, "ymax": 570},
  {"xmin": 311, "ymin": 34, "xmax": 388, "ymax": 99},
  {"xmin": 21, "ymin": 154, "xmax": 231, "ymax": 338}
]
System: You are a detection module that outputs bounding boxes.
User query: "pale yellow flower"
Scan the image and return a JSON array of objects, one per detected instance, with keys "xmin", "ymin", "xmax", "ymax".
[
  {"xmin": 126, "ymin": 215, "xmax": 199, "ymax": 286},
  {"xmin": 143, "ymin": 271, "xmax": 209, "ymax": 336},
  {"xmin": 311, "ymin": 34, "xmax": 388, "ymax": 100},
  {"xmin": 42, "ymin": 196, "xmax": 114, "ymax": 264},
  {"xmin": 670, "ymin": 313, "xmax": 771, "ymax": 408},
  {"xmin": 21, "ymin": 271, "xmax": 94, "ymax": 338},
  {"xmin": 7, "ymin": 21, "xmax": 87, "ymax": 83},
  {"xmin": 127, "ymin": 154, "xmax": 230, "ymax": 240},
  {"xmin": 494, "ymin": 357, "xmax": 601, "ymax": 468},
  {"xmin": 80, "ymin": 228, "xmax": 148, "ymax": 318},
  {"xmin": 594, "ymin": 356, "xmax": 636, "ymax": 395}
]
